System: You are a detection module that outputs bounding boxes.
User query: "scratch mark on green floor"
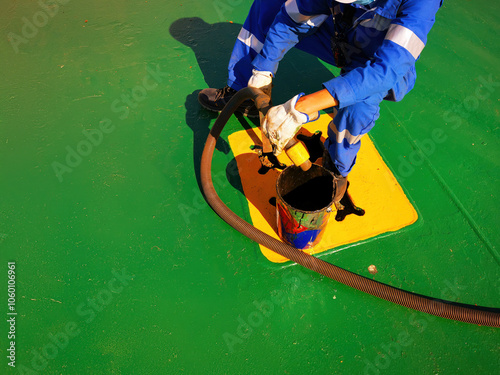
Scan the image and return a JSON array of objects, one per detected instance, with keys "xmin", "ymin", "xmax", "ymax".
[{"xmin": 385, "ymin": 105, "xmax": 499, "ymax": 266}]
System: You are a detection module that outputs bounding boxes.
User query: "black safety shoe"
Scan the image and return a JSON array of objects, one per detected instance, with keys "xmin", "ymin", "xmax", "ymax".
[{"xmin": 198, "ymin": 86, "xmax": 259, "ymax": 117}]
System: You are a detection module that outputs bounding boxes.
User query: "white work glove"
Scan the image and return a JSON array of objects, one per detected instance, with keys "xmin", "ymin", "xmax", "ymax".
[
  {"xmin": 247, "ymin": 69, "xmax": 273, "ymax": 96},
  {"xmin": 262, "ymin": 93, "xmax": 318, "ymax": 155}
]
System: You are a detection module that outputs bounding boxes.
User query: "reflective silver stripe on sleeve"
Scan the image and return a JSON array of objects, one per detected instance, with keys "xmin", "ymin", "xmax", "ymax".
[
  {"xmin": 237, "ymin": 28, "xmax": 264, "ymax": 53},
  {"xmin": 385, "ymin": 24, "xmax": 425, "ymax": 59},
  {"xmin": 285, "ymin": 0, "xmax": 328, "ymax": 27},
  {"xmin": 329, "ymin": 122, "xmax": 364, "ymax": 145}
]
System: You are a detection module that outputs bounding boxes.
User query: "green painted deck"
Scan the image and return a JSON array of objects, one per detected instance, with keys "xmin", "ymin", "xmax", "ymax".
[{"xmin": 1, "ymin": 1, "xmax": 499, "ymax": 374}]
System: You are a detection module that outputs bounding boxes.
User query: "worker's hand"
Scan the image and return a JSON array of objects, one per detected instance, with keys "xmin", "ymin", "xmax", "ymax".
[
  {"xmin": 247, "ymin": 69, "xmax": 273, "ymax": 97},
  {"xmin": 262, "ymin": 93, "xmax": 319, "ymax": 155}
]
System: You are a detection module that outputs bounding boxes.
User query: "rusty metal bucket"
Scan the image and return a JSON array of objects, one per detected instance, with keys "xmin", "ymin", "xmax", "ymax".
[{"xmin": 276, "ymin": 164, "xmax": 335, "ymax": 249}]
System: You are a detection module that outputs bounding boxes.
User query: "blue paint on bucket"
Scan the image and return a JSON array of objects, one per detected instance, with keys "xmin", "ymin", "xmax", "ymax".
[{"xmin": 276, "ymin": 165, "xmax": 335, "ymax": 249}]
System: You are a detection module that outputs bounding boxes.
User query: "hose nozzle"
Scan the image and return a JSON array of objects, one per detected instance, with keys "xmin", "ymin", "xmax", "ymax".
[{"xmin": 285, "ymin": 139, "xmax": 312, "ymax": 171}]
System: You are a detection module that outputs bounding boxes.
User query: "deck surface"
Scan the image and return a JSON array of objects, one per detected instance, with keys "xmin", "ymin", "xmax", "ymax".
[{"xmin": 1, "ymin": 1, "xmax": 499, "ymax": 374}]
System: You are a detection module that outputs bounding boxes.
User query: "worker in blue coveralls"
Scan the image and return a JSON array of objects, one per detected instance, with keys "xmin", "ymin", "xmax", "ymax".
[{"xmin": 198, "ymin": 0, "xmax": 442, "ymax": 208}]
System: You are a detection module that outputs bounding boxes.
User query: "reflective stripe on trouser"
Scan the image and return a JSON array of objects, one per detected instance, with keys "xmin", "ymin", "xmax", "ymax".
[{"xmin": 324, "ymin": 89, "xmax": 386, "ymax": 177}]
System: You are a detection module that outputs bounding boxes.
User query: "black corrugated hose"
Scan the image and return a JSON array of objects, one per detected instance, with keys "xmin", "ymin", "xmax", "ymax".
[{"xmin": 200, "ymin": 87, "xmax": 500, "ymax": 327}]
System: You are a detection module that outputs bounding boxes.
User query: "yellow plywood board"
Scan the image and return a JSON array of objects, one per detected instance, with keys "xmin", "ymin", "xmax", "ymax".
[{"xmin": 227, "ymin": 114, "xmax": 418, "ymax": 263}]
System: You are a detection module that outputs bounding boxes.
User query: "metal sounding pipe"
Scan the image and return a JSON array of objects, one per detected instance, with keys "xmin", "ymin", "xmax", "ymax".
[{"xmin": 200, "ymin": 87, "xmax": 500, "ymax": 327}]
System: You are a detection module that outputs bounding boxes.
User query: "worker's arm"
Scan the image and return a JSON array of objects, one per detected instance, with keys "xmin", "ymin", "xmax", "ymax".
[
  {"xmin": 324, "ymin": 0, "xmax": 443, "ymax": 108},
  {"xmin": 294, "ymin": 89, "xmax": 338, "ymax": 117}
]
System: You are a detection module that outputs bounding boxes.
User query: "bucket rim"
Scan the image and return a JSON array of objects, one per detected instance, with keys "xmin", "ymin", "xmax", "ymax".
[{"xmin": 276, "ymin": 164, "xmax": 335, "ymax": 214}]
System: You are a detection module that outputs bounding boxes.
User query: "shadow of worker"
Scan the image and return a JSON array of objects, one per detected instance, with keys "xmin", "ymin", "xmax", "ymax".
[
  {"xmin": 170, "ymin": 17, "xmax": 245, "ymax": 190},
  {"xmin": 170, "ymin": 17, "xmax": 241, "ymax": 89}
]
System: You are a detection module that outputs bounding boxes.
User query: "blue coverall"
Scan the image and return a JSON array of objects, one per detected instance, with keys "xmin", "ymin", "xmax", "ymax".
[{"xmin": 226, "ymin": 0, "xmax": 442, "ymax": 176}]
